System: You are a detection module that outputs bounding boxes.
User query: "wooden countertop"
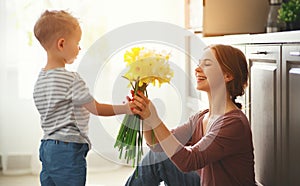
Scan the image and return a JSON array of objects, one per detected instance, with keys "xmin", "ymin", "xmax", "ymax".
[{"xmin": 199, "ymin": 30, "xmax": 300, "ymax": 45}]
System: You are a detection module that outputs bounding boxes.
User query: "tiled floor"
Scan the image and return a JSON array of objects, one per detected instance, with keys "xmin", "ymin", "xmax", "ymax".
[{"xmin": 0, "ymin": 166, "xmax": 135, "ymax": 186}]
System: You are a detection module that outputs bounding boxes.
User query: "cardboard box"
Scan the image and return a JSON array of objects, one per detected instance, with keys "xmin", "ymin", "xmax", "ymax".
[{"xmin": 203, "ymin": 0, "xmax": 270, "ymax": 36}]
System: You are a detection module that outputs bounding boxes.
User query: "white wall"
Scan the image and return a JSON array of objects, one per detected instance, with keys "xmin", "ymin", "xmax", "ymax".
[{"xmin": 0, "ymin": 0, "xmax": 185, "ymax": 173}]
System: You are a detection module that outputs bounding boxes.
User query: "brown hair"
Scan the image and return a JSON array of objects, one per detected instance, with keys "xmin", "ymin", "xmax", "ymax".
[
  {"xmin": 34, "ymin": 10, "xmax": 80, "ymax": 50},
  {"xmin": 210, "ymin": 44, "xmax": 248, "ymax": 109}
]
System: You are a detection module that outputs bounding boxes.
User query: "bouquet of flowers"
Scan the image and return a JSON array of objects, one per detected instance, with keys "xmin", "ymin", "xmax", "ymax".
[{"xmin": 114, "ymin": 47, "xmax": 174, "ymax": 168}]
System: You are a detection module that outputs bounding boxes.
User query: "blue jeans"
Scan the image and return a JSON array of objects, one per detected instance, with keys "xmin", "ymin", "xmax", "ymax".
[
  {"xmin": 39, "ymin": 139, "xmax": 89, "ymax": 186},
  {"xmin": 125, "ymin": 151, "xmax": 200, "ymax": 186}
]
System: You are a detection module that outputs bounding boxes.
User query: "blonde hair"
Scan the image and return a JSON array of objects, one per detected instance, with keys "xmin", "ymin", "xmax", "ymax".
[
  {"xmin": 34, "ymin": 10, "xmax": 80, "ymax": 50},
  {"xmin": 210, "ymin": 44, "xmax": 249, "ymax": 109}
]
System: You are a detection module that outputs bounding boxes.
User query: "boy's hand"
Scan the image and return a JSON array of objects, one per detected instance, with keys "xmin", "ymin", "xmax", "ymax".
[{"xmin": 123, "ymin": 95, "xmax": 134, "ymax": 115}]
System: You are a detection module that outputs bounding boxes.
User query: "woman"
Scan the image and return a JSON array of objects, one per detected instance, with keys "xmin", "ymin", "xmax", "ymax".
[{"xmin": 126, "ymin": 44, "xmax": 255, "ymax": 186}]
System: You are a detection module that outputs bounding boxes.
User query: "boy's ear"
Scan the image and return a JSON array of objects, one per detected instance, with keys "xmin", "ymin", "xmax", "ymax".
[
  {"xmin": 57, "ymin": 38, "xmax": 65, "ymax": 51},
  {"xmin": 224, "ymin": 73, "xmax": 234, "ymax": 83}
]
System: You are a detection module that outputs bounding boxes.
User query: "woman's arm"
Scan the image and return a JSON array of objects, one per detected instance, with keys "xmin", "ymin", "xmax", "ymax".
[
  {"xmin": 132, "ymin": 91, "xmax": 250, "ymax": 173},
  {"xmin": 143, "ymin": 125, "xmax": 158, "ymax": 146},
  {"xmin": 152, "ymin": 123, "xmax": 184, "ymax": 157},
  {"xmin": 171, "ymin": 115, "xmax": 250, "ymax": 172},
  {"xmin": 144, "ymin": 113, "xmax": 200, "ymax": 153},
  {"xmin": 132, "ymin": 92, "xmax": 183, "ymax": 157}
]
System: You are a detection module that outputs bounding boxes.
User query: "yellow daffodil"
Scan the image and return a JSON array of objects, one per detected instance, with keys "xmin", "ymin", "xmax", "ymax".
[
  {"xmin": 124, "ymin": 47, "xmax": 144, "ymax": 65},
  {"xmin": 123, "ymin": 48, "xmax": 173, "ymax": 87}
]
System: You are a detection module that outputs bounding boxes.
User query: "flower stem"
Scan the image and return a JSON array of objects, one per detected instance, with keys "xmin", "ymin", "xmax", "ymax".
[{"xmin": 114, "ymin": 80, "xmax": 148, "ymax": 177}]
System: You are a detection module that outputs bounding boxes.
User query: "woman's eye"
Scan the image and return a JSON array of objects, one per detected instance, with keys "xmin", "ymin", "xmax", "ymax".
[
  {"xmin": 198, "ymin": 59, "xmax": 212, "ymax": 68},
  {"xmin": 203, "ymin": 60, "xmax": 212, "ymax": 66}
]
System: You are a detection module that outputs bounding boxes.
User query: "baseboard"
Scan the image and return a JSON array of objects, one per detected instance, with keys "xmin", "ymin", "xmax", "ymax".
[
  {"xmin": 1, "ymin": 153, "xmax": 32, "ymax": 175},
  {"xmin": 0, "ymin": 154, "xmax": 2, "ymax": 170},
  {"xmin": 0, "ymin": 151, "xmax": 123, "ymax": 175}
]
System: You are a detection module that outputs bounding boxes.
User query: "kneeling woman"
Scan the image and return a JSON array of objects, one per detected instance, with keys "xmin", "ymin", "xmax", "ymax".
[{"xmin": 126, "ymin": 44, "xmax": 256, "ymax": 186}]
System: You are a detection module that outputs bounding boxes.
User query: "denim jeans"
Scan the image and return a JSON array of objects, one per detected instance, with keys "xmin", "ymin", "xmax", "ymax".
[
  {"xmin": 39, "ymin": 139, "xmax": 89, "ymax": 186},
  {"xmin": 125, "ymin": 151, "xmax": 200, "ymax": 186}
]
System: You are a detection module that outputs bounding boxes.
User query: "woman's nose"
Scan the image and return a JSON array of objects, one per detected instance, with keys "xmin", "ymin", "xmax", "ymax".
[{"xmin": 195, "ymin": 65, "xmax": 203, "ymax": 72}]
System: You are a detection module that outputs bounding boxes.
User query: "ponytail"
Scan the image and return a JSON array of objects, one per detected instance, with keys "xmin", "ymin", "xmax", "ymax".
[{"xmin": 231, "ymin": 96, "xmax": 242, "ymax": 109}]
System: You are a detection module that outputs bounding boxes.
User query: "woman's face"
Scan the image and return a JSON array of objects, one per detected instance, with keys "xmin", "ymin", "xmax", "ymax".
[{"xmin": 195, "ymin": 48, "xmax": 226, "ymax": 93}]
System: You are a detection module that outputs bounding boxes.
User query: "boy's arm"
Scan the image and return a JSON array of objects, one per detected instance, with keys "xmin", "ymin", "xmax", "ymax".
[{"xmin": 83, "ymin": 100, "xmax": 132, "ymax": 116}]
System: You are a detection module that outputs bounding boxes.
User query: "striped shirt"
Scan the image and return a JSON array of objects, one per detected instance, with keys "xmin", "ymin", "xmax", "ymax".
[{"xmin": 33, "ymin": 68, "xmax": 94, "ymax": 147}]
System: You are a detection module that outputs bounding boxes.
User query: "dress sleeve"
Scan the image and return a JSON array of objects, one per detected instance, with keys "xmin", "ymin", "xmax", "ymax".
[
  {"xmin": 71, "ymin": 73, "xmax": 94, "ymax": 106},
  {"xmin": 171, "ymin": 115, "xmax": 248, "ymax": 172}
]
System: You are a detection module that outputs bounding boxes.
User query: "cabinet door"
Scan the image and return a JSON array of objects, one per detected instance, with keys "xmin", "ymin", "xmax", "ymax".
[
  {"xmin": 246, "ymin": 45, "xmax": 281, "ymax": 186},
  {"xmin": 282, "ymin": 45, "xmax": 300, "ymax": 186}
]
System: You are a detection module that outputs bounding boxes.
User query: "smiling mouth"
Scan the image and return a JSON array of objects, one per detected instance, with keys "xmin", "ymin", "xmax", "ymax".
[{"xmin": 197, "ymin": 76, "xmax": 207, "ymax": 80}]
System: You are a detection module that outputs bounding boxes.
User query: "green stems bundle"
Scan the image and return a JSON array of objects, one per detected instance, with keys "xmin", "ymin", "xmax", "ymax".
[
  {"xmin": 114, "ymin": 81, "xmax": 147, "ymax": 168},
  {"xmin": 114, "ymin": 114, "xmax": 143, "ymax": 167}
]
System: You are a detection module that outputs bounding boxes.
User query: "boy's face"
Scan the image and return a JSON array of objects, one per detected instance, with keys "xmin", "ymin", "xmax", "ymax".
[{"xmin": 61, "ymin": 27, "xmax": 82, "ymax": 64}]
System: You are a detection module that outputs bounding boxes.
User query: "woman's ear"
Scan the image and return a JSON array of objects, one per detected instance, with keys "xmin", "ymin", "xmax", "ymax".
[
  {"xmin": 224, "ymin": 73, "xmax": 234, "ymax": 83},
  {"xmin": 57, "ymin": 38, "xmax": 65, "ymax": 51}
]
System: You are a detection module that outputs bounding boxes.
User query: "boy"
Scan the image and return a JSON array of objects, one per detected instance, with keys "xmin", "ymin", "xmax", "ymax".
[{"xmin": 33, "ymin": 10, "xmax": 131, "ymax": 186}]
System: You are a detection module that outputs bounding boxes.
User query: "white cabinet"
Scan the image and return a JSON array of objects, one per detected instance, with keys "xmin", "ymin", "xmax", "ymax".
[
  {"xmin": 245, "ymin": 44, "xmax": 300, "ymax": 186},
  {"xmin": 282, "ymin": 44, "xmax": 300, "ymax": 186},
  {"xmin": 246, "ymin": 45, "xmax": 282, "ymax": 186}
]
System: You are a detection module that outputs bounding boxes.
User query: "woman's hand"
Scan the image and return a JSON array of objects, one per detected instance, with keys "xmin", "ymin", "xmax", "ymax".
[{"xmin": 131, "ymin": 91, "xmax": 162, "ymax": 129}]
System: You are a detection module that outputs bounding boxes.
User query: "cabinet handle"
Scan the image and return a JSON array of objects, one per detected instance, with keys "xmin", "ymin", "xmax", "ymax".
[
  {"xmin": 251, "ymin": 51, "xmax": 268, "ymax": 55},
  {"xmin": 289, "ymin": 51, "xmax": 300, "ymax": 56}
]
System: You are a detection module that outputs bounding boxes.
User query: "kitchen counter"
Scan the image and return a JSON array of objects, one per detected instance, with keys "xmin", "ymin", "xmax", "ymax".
[{"xmin": 199, "ymin": 30, "xmax": 300, "ymax": 45}]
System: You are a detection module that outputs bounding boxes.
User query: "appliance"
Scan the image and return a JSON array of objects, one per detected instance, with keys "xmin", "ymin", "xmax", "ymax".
[{"xmin": 266, "ymin": 0, "xmax": 283, "ymax": 33}]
